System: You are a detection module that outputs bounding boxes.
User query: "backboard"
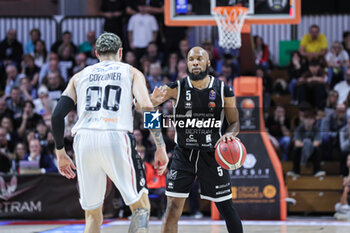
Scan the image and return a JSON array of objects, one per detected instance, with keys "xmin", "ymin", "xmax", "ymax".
[{"xmin": 165, "ymin": 0, "xmax": 301, "ymax": 26}]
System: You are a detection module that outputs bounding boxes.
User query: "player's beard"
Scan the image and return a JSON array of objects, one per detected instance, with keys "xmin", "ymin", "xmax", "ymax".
[{"xmin": 187, "ymin": 64, "xmax": 209, "ymax": 81}]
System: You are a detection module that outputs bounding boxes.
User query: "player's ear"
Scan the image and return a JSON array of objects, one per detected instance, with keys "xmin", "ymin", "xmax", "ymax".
[
  {"xmin": 95, "ymin": 50, "xmax": 100, "ymax": 60},
  {"xmin": 207, "ymin": 59, "xmax": 211, "ymax": 67},
  {"xmin": 118, "ymin": 48, "xmax": 123, "ymax": 61}
]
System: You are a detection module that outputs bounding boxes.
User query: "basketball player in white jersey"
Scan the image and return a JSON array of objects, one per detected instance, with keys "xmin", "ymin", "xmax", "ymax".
[{"xmin": 51, "ymin": 32, "xmax": 168, "ymax": 233}]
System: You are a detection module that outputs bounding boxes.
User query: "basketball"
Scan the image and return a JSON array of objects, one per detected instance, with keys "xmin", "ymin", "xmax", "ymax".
[{"xmin": 215, "ymin": 138, "xmax": 247, "ymax": 170}]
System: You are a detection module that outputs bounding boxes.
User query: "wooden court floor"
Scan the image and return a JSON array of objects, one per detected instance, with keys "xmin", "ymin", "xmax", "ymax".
[{"xmin": 1, "ymin": 219, "xmax": 350, "ymax": 233}]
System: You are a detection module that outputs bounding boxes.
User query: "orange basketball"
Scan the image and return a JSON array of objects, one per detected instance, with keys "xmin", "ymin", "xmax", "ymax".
[{"xmin": 215, "ymin": 138, "xmax": 247, "ymax": 170}]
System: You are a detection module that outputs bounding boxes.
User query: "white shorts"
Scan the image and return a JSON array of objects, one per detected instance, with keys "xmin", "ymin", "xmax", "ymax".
[{"xmin": 73, "ymin": 129, "xmax": 148, "ymax": 210}]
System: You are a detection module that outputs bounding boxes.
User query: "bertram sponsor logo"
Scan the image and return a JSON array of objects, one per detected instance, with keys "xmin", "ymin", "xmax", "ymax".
[{"xmin": 0, "ymin": 176, "xmax": 42, "ymax": 214}]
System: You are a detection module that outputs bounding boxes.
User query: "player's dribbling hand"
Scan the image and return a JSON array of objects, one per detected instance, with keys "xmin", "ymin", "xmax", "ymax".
[
  {"xmin": 151, "ymin": 86, "xmax": 167, "ymax": 104},
  {"xmin": 154, "ymin": 145, "xmax": 169, "ymax": 176},
  {"xmin": 215, "ymin": 133, "xmax": 240, "ymax": 148},
  {"xmin": 56, "ymin": 148, "xmax": 76, "ymax": 179}
]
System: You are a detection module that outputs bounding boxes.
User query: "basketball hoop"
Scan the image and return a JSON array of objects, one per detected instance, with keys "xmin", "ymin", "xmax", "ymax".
[{"xmin": 212, "ymin": 6, "xmax": 248, "ymax": 49}]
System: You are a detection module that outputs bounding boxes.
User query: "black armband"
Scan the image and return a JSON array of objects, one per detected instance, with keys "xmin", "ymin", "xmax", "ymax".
[
  {"xmin": 166, "ymin": 81, "xmax": 178, "ymax": 89},
  {"xmin": 224, "ymin": 85, "xmax": 235, "ymax": 97},
  {"xmin": 51, "ymin": 96, "xmax": 75, "ymax": 150}
]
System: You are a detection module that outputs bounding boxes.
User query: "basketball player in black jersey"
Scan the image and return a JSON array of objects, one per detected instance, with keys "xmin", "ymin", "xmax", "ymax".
[{"xmin": 151, "ymin": 47, "xmax": 243, "ymax": 233}]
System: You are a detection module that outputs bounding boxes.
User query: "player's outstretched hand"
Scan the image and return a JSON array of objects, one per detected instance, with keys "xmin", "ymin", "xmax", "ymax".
[
  {"xmin": 154, "ymin": 145, "xmax": 169, "ymax": 176},
  {"xmin": 151, "ymin": 86, "xmax": 167, "ymax": 105},
  {"xmin": 56, "ymin": 148, "xmax": 76, "ymax": 179},
  {"xmin": 215, "ymin": 133, "xmax": 240, "ymax": 148}
]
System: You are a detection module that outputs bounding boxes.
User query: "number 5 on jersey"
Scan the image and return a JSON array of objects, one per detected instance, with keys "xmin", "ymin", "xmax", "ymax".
[{"xmin": 86, "ymin": 85, "xmax": 121, "ymax": 112}]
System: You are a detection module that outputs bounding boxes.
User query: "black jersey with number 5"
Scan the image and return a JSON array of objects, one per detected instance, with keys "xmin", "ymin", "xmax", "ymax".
[{"xmin": 167, "ymin": 76, "xmax": 234, "ymax": 152}]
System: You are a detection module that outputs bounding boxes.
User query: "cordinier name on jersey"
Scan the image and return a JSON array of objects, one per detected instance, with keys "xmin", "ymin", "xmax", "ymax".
[
  {"xmin": 163, "ymin": 117, "xmax": 222, "ymax": 128},
  {"xmin": 89, "ymin": 72, "xmax": 121, "ymax": 82}
]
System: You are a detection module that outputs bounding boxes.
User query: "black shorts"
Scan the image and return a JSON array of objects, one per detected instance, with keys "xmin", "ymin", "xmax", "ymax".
[{"xmin": 166, "ymin": 145, "xmax": 232, "ymax": 202}]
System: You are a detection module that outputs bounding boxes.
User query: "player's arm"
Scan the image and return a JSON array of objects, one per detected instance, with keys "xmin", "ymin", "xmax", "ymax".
[
  {"xmin": 150, "ymin": 84, "xmax": 178, "ymax": 107},
  {"xmin": 131, "ymin": 67, "xmax": 168, "ymax": 175},
  {"xmin": 215, "ymin": 86, "xmax": 240, "ymax": 147},
  {"xmin": 51, "ymin": 72, "xmax": 80, "ymax": 179}
]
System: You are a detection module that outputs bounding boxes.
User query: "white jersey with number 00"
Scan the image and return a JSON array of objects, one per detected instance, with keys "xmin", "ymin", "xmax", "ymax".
[{"xmin": 71, "ymin": 60, "xmax": 133, "ymax": 134}]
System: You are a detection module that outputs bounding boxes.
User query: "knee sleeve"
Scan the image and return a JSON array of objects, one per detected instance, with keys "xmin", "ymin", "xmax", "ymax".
[{"xmin": 215, "ymin": 200, "xmax": 243, "ymax": 233}]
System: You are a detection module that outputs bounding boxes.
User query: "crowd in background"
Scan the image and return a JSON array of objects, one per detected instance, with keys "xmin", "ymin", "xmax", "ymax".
[{"xmin": 1, "ymin": 0, "xmax": 350, "ymax": 217}]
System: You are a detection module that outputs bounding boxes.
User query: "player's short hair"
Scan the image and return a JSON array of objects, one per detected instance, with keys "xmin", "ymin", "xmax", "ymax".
[{"xmin": 96, "ymin": 32, "xmax": 122, "ymax": 56}]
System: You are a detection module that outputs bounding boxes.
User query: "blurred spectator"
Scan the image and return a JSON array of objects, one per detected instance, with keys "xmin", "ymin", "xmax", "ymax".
[
  {"xmin": 58, "ymin": 43, "xmax": 76, "ymax": 78},
  {"xmin": 140, "ymin": 56, "xmax": 152, "ymax": 76},
  {"xmin": 340, "ymin": 120, "xmax": 350, "ymax": 176},
  {"xmin": 299, "ymin": 24, "xmax": 328, "ymax": 60},
  {"xmin": 334, "ymin": 154, "xmax": 350, "ymax": 220},
  {"xmin": 79, "ymin": 31, "xmax": 96, "ymax": 54},
  {"xmin": 125, "ymin": 50, "xmax": 138, "ymax": 68},
  {"xmin": 344, "ymin": 92, "xmax": 350, "ymax": 119},
  {"xmin": 25, "ymin": 130, "xmax": 36, "ymax": 147},
  {"xmin": 39, "ymin": 52, "xmax": 67, "ymax": 84},
  {"xmin": 6, "ymin": 87, "xmax": 24, "ymax": 119},
  {"xmin": 0, "ymin": 98, "xmax": 14, "ymax": 122},
  {"xmin": 22, "ymin": 138, "xmax": 58, "ymax": 173},
  {"xmin": 147, "ymin": 62, "xmax": 163, "ymax": 91},
  {"xmin": 4, "ymin": 64, "xmax": 22, "ymax": 96},
  {"xmin": 288, "ymin": 51, "xmax": 307, "ymax": 102},
  {"xmin": 0, "ymin": 29, "xmax": 23, "ymax": 67},
  {"xmin": 1, "ymin": 116, "xmax": 19, "ymax": 152},
  {"xmin": 50, "ymin": 31, "xmax": 77, "ymax": 54},
  {"xmin": 86, "ymin": 44, "xmax": 99, "ymax": 66},
  {"xmin": 221, "ymin": 63, "xmax": 235, "ymax": 82},
  {"xmin": 202, "ymin": 41, "xmax": 221, "ymax": 76},
  {"xmin": 32, "ymin": 39, "xmax": 47, "ymax": 68},
  {"xmin": 216, "ymin": 53, "xmax": 240, "ymax": 79},
  {"xmin": 320, "ymin": 103, "xmax": 347, "ymax": 160},
  {"xmin": 21, "ymin": 54, "xmax": 40, "ymax": 87},
  {"xmin": 287, "ymin": 110, "xmax": 325, "ymax": 177},
  {"xmin": 0, "ymin": 151, "xmax": 11, "ymax": 173},
  {"xmin": 177, "ymin": 39, "xmax": 189, "ymax": 60},
  {"xmin": 343, "ymin": 31, "xmax": 350, "ymax": 57},
  {"xmin": 163, "ymin": 52, "xmax": 178, "ymax": 81},
  {"xmin": 253, "ymin": 35, "xmax": 270, "ymax": 70},
  {"xmin": 24, "ymin": 28, "xmax": 41, "ymax": 54},
  {"xmin": 326, "ymin": 41, "xmax": 350, "ymax": 88},
  {"xmin": 13, "ymin": 142, "xmax": 27, "ymax": 172},
  {"xmin": 0, "ymin": 127, "xmax": 12, "ymax": 157},
  {"xmin": 64, "ymin": 110, "xmax": 77, "ymax": 138},
  {"xmin": 33, "ymin": 85, "xmax": 57, "ymax": 120},
  {"xmin": 42, "ymin": 71, "xmax": 66, "ymax": 101},
  {"xmin": 256, "ymin": 68, "xmax": 272, "ymax": 109},
  {"xmin": 128, "ymin": 0, "xmax": 158, "ymax": 60},
  {"xmin": 334, "ymin": 68, "xmax": 350, "ymax": 104},
  {"xmin": 15, "ymin": 100, "xmax": 43, "ymax": 137},
  {"xmin": 73, "ymin": 53, "xmax": 87, "ymax": 74},
  {"xmin": 100, "ymin": 0, "xmax": 126, "ymax": 42},
  {"xmin": 266, "ymin": 105, "xmax": 291, "ymax": 160},
  {"xmin": 324, "ymin": 90, "xmax": 339, "ymax": 115},
  {"xmin": 176, "ymin": 59, "xmax": 187, "ymax": 80},
  {"xmin": 19, "ymin": 77, "xmax": 36, "ymax": 101},
  {"xmin": 147, "ymin": 42, "xmax": 163, "ymax": 64},
  {"xmin": 36, "ymin": 121, "xmax": 50, "ymax": 153},
  {"xmin": 0, "ymin": 127, "xmax": 12, "ymax": 173},
  {"xmin": 295, "ymin": 59, "xmax": 327, "ymax": 110}
]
